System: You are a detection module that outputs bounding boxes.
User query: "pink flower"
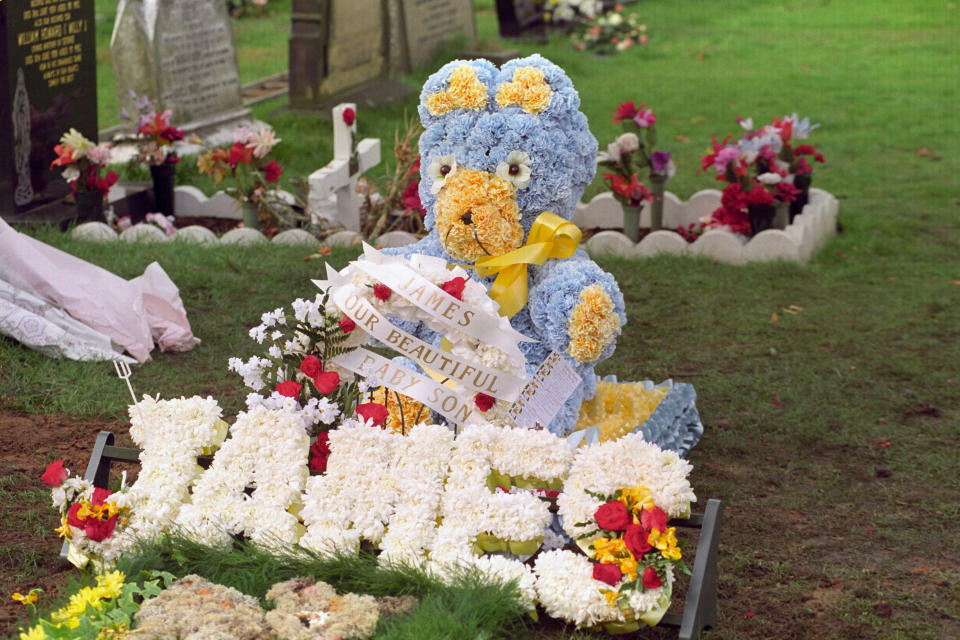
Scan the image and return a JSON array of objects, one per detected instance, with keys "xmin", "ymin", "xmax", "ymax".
[
  {"xmin": 713, "ymin": 146, "xmax": 740, "ymax": 173},
  {"xmin": 633, "ymin": 108, "xmax": 656, "ymax": 128}
]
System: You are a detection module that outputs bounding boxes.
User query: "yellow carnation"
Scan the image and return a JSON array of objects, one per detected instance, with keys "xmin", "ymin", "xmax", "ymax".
[
  {"xmin": 425, "ymin": 91, "xmax": 455, "ymax": 116},
  {"xmin": 566, "ymin": 285, "xmax": 621, "ymax": 363}
]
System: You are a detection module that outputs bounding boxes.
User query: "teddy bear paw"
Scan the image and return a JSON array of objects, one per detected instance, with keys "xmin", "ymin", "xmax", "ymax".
[{"xmin": 566, "ymin": 284, "xmax": 622, "ymax": 362}]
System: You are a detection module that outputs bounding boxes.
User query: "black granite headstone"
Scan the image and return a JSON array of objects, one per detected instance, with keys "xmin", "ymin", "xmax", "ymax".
[
  {"xmin": 494, "ymin": 0, "xmax": 544, "ymax": 39},
  {"xmin": 1, "ymin": 0, "xmax": 98, "ymax": 223}
]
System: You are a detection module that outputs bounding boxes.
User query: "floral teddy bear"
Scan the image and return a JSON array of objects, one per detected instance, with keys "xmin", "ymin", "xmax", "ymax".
[{"xmin": 386, "ymin": 55, "xmax": 701, "ymax": 452}]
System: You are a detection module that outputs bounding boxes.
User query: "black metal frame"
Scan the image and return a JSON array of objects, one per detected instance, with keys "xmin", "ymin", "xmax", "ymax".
[{"xmin": 64, "ymin": 431, "xmax": 722, "ymax": 639}]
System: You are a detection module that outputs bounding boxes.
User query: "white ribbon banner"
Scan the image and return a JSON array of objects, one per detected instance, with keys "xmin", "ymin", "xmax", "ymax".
[
  {"xmin": 326, "ymin": 282, "xmax": 524, "ymax": 402},
  {"xmin": 332, "ymin": 347, "xmax": 483, "ymax": 427},
  {"xmin": 359, "ymin": 245, "xmax": 533, "ymax": 364}
]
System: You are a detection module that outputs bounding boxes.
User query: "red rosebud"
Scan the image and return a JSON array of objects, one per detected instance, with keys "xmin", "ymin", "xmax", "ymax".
[
  {"xmin": 66, "ymin": 502, "xmax": 85, "ymax": 528},
  {"xmin": 41, "ymin": 460, "xmax": 67, "ymax": 487},
  {"xmin": 356, "ymin": 402, "xmax": 389, "ymax": 427},
  {"xmin": 624, "ymin": 523, "xmax": 652, "ymax": 556},
  {"xmin": 640, "ymin": 505, "xmax": 669, "ymax": 534},
  {"xmin": 276, "ymin": 380, "xmax": 302, "ymax": 398},
  {"xmin": 260, "ymin": 159, "xmax": 283, "ymax": 183},
  {"xmin": 342, "ymin": 107, "xmax": 356, "ymax": 126},
  {"xmin": 91, "ymin": 487, "xmax": 112, "ymax": 506},
  {"xmin": 373, "ymin": 284, "xmax": 392, "ymax": 301},
  {"xmin": 84, "ymin": 514, "xmax": 118, "ymax": 542},
  {"xmin": 642, "ymin": 565, "xmax": 663, "ymax": 589},
  {"xmin": 313, "ymin": 371, "xmax": 341, "ymax": 395},
  {"xmin": 313, "ymin": 431, "xmax": 331, "ymax": 455},
  {"xmin": 612, "ymin": 100, "xmax": 639, "ymax": 124},
  {"xmin": 339, "ymin": 315, "xmax": 356, "ymax": 333},
  {"xmin": 594, "ymin": 500, "xmax": 632, "ymax": 531},
  {"xmin": 300, "ymin": 355, "xmax": 323, "ymax": 379},
  {"xmin": 474, "ymin": 393, "xmax": 495, "ymax": 412},
  {"xmin": 441, "ymin": 277, "xmax": 466, "ymax": 301},
  {"xmin": 593, "ymin": 562, "xmax": 623, "ymax": 586}
]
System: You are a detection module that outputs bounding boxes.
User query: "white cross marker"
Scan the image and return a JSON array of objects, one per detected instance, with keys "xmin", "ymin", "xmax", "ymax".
[{"xmin": 308, "ymin": 103, "xmax": 382, "ymax": 231}]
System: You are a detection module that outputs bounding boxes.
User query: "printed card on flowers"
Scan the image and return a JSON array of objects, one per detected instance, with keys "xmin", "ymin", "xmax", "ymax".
[{"xmin": 508, "ymin": 351, "xmax": 582, "ymax": 429}]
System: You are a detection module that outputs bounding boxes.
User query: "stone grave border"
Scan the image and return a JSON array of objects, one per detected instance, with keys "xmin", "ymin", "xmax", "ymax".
[
  {"xmin": 65, "ymin": 429, "xmax": 723, "ymax": 640},
  {"xmin": 75, "ymin": 185, "xmax": 837, "ymax": 263}
]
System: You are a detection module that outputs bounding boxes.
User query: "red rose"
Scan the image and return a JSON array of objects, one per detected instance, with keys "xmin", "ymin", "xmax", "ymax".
[
  {"xmin": 313, "ymin": 371, "xmax": 341, "ymax": 395},
  {"xmin": 309, "ymin": 432, "xmax": 330, "ymax": 473},
  {"xmin": 612, "ymin": 100, "xmax": 639, "ymax": 124},
  {"xmin": 593, "ymin": 562, "xmax": 623, "ymax": 586},
  {"xmin": 227, "ymin": 141, "xmax": 252, "ymax": 167},
  {"xmin": 84, "ymin": 514, "xmax": 118, "ymax": 542},
  {"xmin": 276, "ymin": 380, "xmax": 302, "ymax": 398},
  {"xmin": 41, "ymin": 460, "xmax": 67, "ymax": 487},
  {"xmin": 373, "ymin": 284, "xmax": 392, "ymax": 301},
  {"xmin": 356, "ymin": 402, "xmax": 389, "ymax": 427},
  {"xmin": 342, "ymin": 107, "xmax": 356, "ymax": 126},
  {"xmin": 594, "ymin": 500, "xmax": 632, "ymax": 531},
  {"xmin": 66, "ymin": 502, "xmax": 85, "ymax": 528},
  {"xmin": 91, "ymin": 487, "xmax": 112, "ymax": 506},
  {"xmin": 339, "ymin": 315, "xmax": 356, "ymax": 333},
  {"xmin": 300, "ymin": 355, "xmax": 323, "ymax": 379},
  {"xmin": 640, "ymin": 505, "xmax": 669, "ymax": 534},
  {"xmin": 474, "ymin": 393, "xmax": 495, "ymax": 412},
  {"xmin": 642, "ymin": 565, "xmax": 662, "ymax": 589},
  {"xmin": 260, "ymin": 159, "xmax": 283, "ymax": 184},
  {"xmin": 441, "ymin": 277, "xmax": 466, "ymax": 301},
  {"xmin": 624, "ymin": 523, "xmax": 652, "ymax": 556}
]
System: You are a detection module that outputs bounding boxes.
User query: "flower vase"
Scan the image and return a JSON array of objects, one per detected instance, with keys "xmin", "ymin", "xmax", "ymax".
[
  {"xmin": 622, "ymin": 205, "xmax": 642, "ymax": 243},
  {"xmin": 773, "ymin": 200, "xmax": 789, "ymax": 230},
  {"xmin": 747, "ymin": 203, "xmax": 775, "ymax": 236},
  {"xmin": 241, "ymin": 201, "xmax": 260, "ymax": 230},
  {"xmin": 74, "ymin": 189, "xmax": 105, "ymax": 223},
  {"xmin": 649, "ymin": 174, "xmax": 666, "ymax": 231},
  {"xmin": 149, "ymin": 162, "xmax": 176, "ymax": 217},
  {"xmin": 790, "ymin": 173, "xmax": 812, "ymax": 222}
]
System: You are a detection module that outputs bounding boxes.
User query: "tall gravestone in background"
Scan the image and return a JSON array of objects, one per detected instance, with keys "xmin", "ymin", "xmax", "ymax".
[
  {"xmin": 399, "ymin": 0, "xmax": 475, "ymax": 71},
  {"xmin": 112, "ymin": 0, "xmax": 250, "ymax": 133},
  {"xmin": 1, "ymin": 0, "xmax": 98, "ymax": 222}
]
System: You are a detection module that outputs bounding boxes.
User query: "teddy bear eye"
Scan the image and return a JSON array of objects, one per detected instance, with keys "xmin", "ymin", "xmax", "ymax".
[
  {"xmin": 496, "ymin": 150, "xmax": 532, "ymax": 190},
  {"xmin": 428, "ymin": 155, "xmax": 458, "ymax": 194},
  {"xmin": 440, "ymin": 165, "xmax": 452, "ymax": 176}
]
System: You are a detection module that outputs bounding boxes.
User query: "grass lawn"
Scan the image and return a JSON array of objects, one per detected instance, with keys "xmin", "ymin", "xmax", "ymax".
[{"xmin": 3, "ymin": 0, "xmax": 959, "ymax": 638}]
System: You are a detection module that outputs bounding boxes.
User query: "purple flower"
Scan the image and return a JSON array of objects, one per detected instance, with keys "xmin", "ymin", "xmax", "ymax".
[{"xmin": 651, "ymin": 150, "xmax": 671, "ymax": 173}]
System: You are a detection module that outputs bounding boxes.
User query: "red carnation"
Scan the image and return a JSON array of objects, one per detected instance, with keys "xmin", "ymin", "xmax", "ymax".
[
  {"xmin": 260, "ymin": 159, "xmax": 283, "ymax": 184},
  {"xmin": 309, "ymin": 432, "xmax": 331, "ymax": 473},
  {"xmin": 593, "ymin": 562, "xmax": 623, "ymax": 586},
  {"xmin": 624, "ymin": 523, "xmax": 652, "ymax": 556},
  {"xmin": 640, "ymin": 505, "xmax": 669, "ymax": 534},
  {"xmin": 356, "ymin": 402, "xmax": 389, "ymax": 427},
  {"xmin": 66, "ymin": 502, "xmax": 85, "ymax": 528},
  {"xmin": 84, "ymin": 514, "xmax": 118, "ymax": 542},
  {"xmin": 612, "ymin": 100, "xmax": 639, "ymax": 124},
  {"xmin": 313, "ymin": 371, "xmax": 341, "ymax": 395},
  {"xmin": 642, "ymin": 566, "xmax": 663, "ymax": 589},
  {"xmin": 745, "ymin": 184, "xmax": 775, "ymax": 206},
  {"xmin": 339, "ymin": 315, "xmax": 356, "ymax": 333},
  {"xmin": 594, "ymin": 500, "xmax": 632, "ymax": 531},
  {"xmin": 441, "ymin": 277, "xmax": 466, "ymax": 301},
  {"xmin": 474, "ymin": 393, "xmax": 495, "ymax": 412},
  {"xmin": 300, "ymin": 355, "xmax": 323, "ymax": 379},
  {"xmin": 91, "ymin": 487, "xmax": 112, "ymax": 506},
  {"xmin": 227, "ymin": 141, "xmax": 252, "ymax": 167},
  {"xmin": 41, "ymin": 460, "xmax": 67, "ymax": 487},
  {"xmin": 373, "ymin": 284, "xmax": 392, "ymax": 301},
  {"xmin": 276, "ymin": 380, "xmax": 302, "ymax": 398},
  {"xmin": 342, "ymin": 107, "xmax": 356, "ymax": 126}
]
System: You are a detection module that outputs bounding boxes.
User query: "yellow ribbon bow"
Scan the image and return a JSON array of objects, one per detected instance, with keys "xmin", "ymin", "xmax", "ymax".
[{"xmin": 474, "ymin": 211, "xmax": 581, "ymax": 318}]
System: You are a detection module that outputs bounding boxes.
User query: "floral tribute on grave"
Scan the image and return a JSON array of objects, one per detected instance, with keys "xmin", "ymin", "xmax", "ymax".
[{"xmin": 24, "ymin": 56, "xmax": 718, "ymax": 639}]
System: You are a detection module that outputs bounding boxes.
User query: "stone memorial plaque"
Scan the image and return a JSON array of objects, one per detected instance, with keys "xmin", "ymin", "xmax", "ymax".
[
  {"xmin": 400, "ymin": 0, "xmax": 476, "ymax": 70},
  {"xmin": 112, "ymin": 0, "xmax": 249, "ymax": 132},
  {"xmin": 1, "ymin": 0, "xmax": 98, "ymax": 222}
]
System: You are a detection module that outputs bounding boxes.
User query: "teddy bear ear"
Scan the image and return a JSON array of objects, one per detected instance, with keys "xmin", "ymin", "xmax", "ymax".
[
  {"xmin": 493, "ymin": 54, "xmax": 575, "ymax": 117},
  {"xmin": 418, "ymin": 59, "xmax": 499, "ymax": 127}
]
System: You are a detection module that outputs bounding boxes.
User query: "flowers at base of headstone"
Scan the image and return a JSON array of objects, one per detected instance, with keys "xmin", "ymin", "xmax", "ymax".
[
  {"xmin": 544, "ymin": 0, "xmax": 602, "ymax": 24},
  {"xmin": 695, "ymin": 114, "xmax": 825, "ymax": 239},
  {"xmin": 119, "ymin": 91, "xmax": 186, "ymax": 167},
  {"xmin": 226, "ymin": 0, "xmax": 271, "ymax": 18},
  {"xmin": 50, "ymin": 128, "xmax": 119, "ymax": 197},
  {"xmin": 570, "ymin": 6, "xmax": 649, "ymax": 55},
  {"xmin": 196, "ymin": 125, "xmax": 287, "ymax": 227}
]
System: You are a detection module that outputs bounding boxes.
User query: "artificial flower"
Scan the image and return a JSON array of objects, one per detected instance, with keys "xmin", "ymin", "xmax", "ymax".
[
  {"xmin": 427, "ymin": 155, "xmax": 457, "ymax": 194},
  {"xmin": 247, "ymin": 128, "xmax": 281, "ymax": 158},
  {"xmin": 495, "ymin": 150, "xmax": 532, "ymax": 190},
  {"xmin": 633, "ymin": 107, "xmax": 656, "ymax": 128},
  {"xmin": 650, "ymin": 150, "xmax": 672, "ymax": 174}
]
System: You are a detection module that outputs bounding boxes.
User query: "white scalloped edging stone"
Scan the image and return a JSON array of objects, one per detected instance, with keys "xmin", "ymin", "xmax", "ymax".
[
  {"xmin": 580, "ymin": 188, "xmax": 837, "ymax": 264},
  {"xmin": 375, "ymin": 230, "xmax": 420, "ymax": 247},
  {"xmin": 326, "ymin": 230, "xmax": 363, "ymax": 247},
  {"xmin": 220, "ymin": 228, "xmax": 269, "ymax": 245},
  {"xmin": 120, "ymin": 224, "xmax": 170, "ymax": 243},
  {"xmin": 273, "ymin": 229, "xmax": 322, "ymax": 246},
  {"xmin": 174, "ymin": 225, "xmax": 219, "ymax": 244},
  {"xmin": 71, "ymin": 222, "xmax": 118, "ymax": 242}
]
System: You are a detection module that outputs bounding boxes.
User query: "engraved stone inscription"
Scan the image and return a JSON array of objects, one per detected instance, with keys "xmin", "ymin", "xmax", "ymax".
[
  {"xmin": 402, "ymin": 0, "xmax": 475, "ymax": 70},
  {"xmin": 16, "ymin": 0, "xmax": 88, "ymax": 89}
]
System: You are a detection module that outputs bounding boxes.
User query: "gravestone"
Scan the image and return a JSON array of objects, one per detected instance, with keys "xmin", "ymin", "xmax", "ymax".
[
  {"xmin": 398, "ymin": 0, "xmax": 476, "ymax": 71},
  {"xmin": 111, "ymin": 0, "xmax": 250, "ymax": 135},
  {"xmin": 494, "ymin": 0, "xmax": 544, "ymax": 39},
  {"xmin": 1, "ymin": 0, "xmax": 98, "ymax": 222}
]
